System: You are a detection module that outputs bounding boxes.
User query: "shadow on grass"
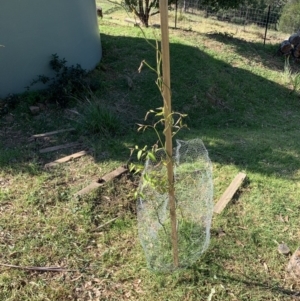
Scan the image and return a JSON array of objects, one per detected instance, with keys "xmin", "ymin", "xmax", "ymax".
[
  {"xmin": 204, "ymin": 31, "xmax": 300, "ymax": 72},
  {"xmin": 1, "ymin": 31, "xmax": 300, "ymax": 181},
  {"xmin": 218, "ymin": 274, "xmax": 298, "ymax": 298},
  {"xmin": 180, "ymin": 244, "xmax": 300, "ymax": 299},
  {"xmin": 99, "ymin": 32, "xmax": 300, "ymax": 179}
]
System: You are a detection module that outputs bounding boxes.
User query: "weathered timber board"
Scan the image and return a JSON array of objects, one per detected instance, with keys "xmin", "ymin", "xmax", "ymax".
[
  {"xmin": 44, "ymin": 150, "xmax": 88, "ymax": 168},
  {"xmin": 75, "ymin": 182, "xmax": 103, "ymax": 197},
  {"xmin": 75, "ymin": 166, "xmax": 128, "ymax": 197},
  {"xmin": 99, "ymin": 166, "xmax": 128, "ymax": 183},
  {"xmin": 39, "ymin": 142, "xmax": 80, "ymax": 154},
  {"xmin": 214, "ymin": 172, "xmax": 246, "ymax": 214}
]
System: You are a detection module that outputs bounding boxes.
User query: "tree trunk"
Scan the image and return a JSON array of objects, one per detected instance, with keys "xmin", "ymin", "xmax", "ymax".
[
  {"xmin": 145, "ymin": 0, "xmax": 150, "ymax": 27},
  {"xmin": 137, "ymin": 0, "xmax": 151, "ymax": 27}
]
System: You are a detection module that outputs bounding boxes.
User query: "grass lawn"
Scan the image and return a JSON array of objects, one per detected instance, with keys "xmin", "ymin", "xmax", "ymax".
[{"xmin": 1, "ymin": 5, "xmax": 300, "ymax": 300}]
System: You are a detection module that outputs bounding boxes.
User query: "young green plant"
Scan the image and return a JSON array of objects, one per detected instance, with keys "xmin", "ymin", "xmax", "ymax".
[{"xmin": 130, "ymin": 0, "xmax": 188, "ymax": 269}]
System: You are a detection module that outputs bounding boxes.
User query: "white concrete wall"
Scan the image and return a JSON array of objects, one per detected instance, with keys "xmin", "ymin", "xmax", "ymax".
[{"xmin": 0, "ymin": 0, "xmax": 101, "ymax": 98}]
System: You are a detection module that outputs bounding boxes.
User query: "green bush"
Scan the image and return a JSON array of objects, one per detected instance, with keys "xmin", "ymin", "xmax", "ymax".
[
  {"xmin": 29, "ymin": 54, "xmax": 88, "ymax": 107},
  {"xmin": 279, "ymin": 0, "xmax": 300, "ymax": 33}
]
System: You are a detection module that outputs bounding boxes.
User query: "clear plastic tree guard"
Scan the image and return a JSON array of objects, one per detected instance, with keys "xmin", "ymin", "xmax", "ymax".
[{"xmin": 137, "ymin": 138, "xmax": 213, "ymax": 272}]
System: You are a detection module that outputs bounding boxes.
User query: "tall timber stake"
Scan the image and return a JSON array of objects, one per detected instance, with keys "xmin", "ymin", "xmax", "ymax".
[{"xmin": 159, "ymin": 0, "xmax": 179, "ymax": 267}]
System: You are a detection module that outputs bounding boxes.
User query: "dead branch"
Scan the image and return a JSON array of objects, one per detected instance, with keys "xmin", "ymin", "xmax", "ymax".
[{"xmin": 0, "ymin": 263, "xmax": 77, "ymax": 272}]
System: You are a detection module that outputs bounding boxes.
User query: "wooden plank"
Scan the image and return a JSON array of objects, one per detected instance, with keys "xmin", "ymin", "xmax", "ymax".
[
  {"xmin": 214, "ymin": 172, "xmax": 246, "ymax": 214},
  {"xmin": 75, "ymin": 166, "xmax": 128, "ymax": 197},
  {"xmin": 32, "ymin": 128, "xmax": 75, "ymax": 139},
  {"xmin": 39, "ymin": 142, "xmax": 80, "ymax": 154},
  {"xmin": 75, "ymin": 182, "xmax": 103, "ymax": 197},
  {"xmin": 44, "ymin": 150, "xmax": 88, "ymax": 168},
  {"xmin": 99, "ymin": 166, "xmax": 128, "ymax": 183}
]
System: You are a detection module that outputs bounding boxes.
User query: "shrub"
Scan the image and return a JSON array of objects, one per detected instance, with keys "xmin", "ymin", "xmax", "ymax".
[{"xmin": 29, "ymin": 54, "xmax": 88, "ymax": 107}]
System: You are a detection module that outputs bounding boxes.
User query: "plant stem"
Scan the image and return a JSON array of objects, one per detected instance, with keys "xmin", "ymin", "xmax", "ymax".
[{"xmin": 159, "ymin": 0, "xmax": 179, "ymax": 268}]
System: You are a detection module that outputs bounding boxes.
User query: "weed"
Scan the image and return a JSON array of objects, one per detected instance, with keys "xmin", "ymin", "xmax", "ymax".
[
  {"xmin": 87, "ymin": 103, "xmax": 121, "ymax": 135},
  {"xmin": 75, "ymin": 98, "xmax": 122, "ymax": 137},
  {"xmin": 283, "ymin": 57, "xmax": 300, "ymax": 93}
]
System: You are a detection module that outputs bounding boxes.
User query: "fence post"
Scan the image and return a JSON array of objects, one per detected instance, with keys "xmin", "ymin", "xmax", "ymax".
[
  {"xmin": 264, "ymin": 5, "xmax": 271, "ymax": 46},
  {"xmin": 175, "ymin": 0, "xmax": 178, "ymax": 28},
  {"xmin": 244, "ymin": 7, "xmax": 248, "ymax": 30}
]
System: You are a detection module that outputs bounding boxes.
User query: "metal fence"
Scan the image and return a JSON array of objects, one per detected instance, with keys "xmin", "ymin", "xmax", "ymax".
[
  {"xmin": 171, "ymin": 3, "xmax": 290, "ymax": 44},
  {"xmin": 176, "ymin": 3, "xmax": 281, "ymax": 30},
  {"xmin": 98, "ymin": 0, "xmax": 299, "ymax": 45}
]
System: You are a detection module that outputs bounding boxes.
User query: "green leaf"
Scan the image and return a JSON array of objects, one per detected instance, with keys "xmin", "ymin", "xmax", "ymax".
[
  {"xmin": 147, "ymin": 151, "xmax": 156, "ymax": 162},
  {"xmin": 137, "ymin": 150, "xmax": 143, "ymax": 160},
  {"xmin": 143, "ymin": 173, "xmax": 150, "ymax": 182},
  {"xmin": 129, "ymin": 163, "xmax": 135, "ymax": 172}
]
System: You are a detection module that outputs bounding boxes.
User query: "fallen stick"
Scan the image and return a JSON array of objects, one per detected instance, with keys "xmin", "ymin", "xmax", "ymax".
[
  {"xmin": 91, "ymin": 217, "xmax": 118, "ymax": 232},
  {"xmin": 44, "ymin": 150, "xmax": 88, "ymax": 168},
  {"xmin": 39, "ymin": 142, "xmax": 80, "ymax": 154},
  {"xmin": 31, "ymin": 128, "xmax": 75, "ymax": 139},
  {"xmin": 0, "ymin": 263, "xmax": 77, "ymax": 272},
  {"xmin": 214, "ymin": 172, "xmax": 246, "ymax": 214}
]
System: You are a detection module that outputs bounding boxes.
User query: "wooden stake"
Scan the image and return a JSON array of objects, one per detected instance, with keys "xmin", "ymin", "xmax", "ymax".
[
  {"xmin": 160, "ymin": 0, "xmax": 179, "ymax": 268},
  {"xmin": 214, "ymin": 172, "xmax": 246, "ymax": 214}
]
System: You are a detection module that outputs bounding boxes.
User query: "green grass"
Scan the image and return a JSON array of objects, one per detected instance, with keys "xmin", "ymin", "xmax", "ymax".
[{"xmin": 1, "ymin": 6, "xmax": 300, "ymax": 300}]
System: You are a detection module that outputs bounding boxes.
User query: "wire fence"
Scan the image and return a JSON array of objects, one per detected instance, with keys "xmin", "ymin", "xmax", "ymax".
[
  {"xmin": 173, "ymin": 4, "xmax": 287, "ymax": 45},
  {"xmin": 98, "ymin": 0, "xmax": 300, "ymax": 45},
  {"xmin": 176, "ymin": 3, "xmax": 281, "ymax": 30}
]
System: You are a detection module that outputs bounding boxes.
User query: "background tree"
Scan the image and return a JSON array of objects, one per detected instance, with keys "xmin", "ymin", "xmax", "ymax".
[
  {"xmin": 279, "ymin": 0, "xmax": 300, "ymax": 33},
  {"xmin": 123, "ymin": 0, "xmax": 174, "ymax": 27}
]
